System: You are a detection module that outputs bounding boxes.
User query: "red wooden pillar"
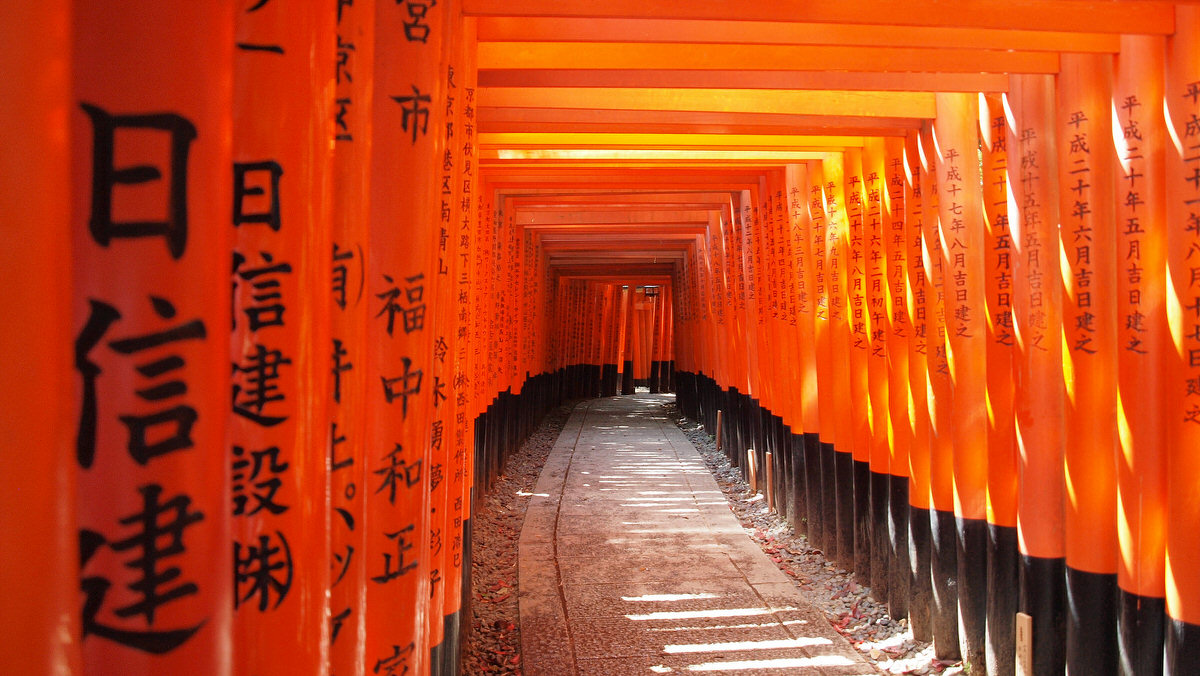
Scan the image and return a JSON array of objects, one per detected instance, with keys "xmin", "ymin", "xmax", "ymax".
[
  {"xmin": 884, "ymin": 136, "xmax": 912, "ymax": 622},
  {"xmin": 622, "ymin": 284, "xmax": 636, "ymax": 395},
  {"xmin": 71, "ymin": 1, "xmax": 234, "ymax": 672},
  {"xmin": 979, "ymin": 92, "xmax": 1018, "ymax": 676},
  {"xmin": 844, "ymin": 149, "xmax": 872, "ymax": 579},
  {"xmin": 366, "ymin": 0, "xmax": 448, "ymax": 671},
  {"xmin": 1057, "ymin": 51, "xmax": 1120, "ymax": 675},
  {"xmin": 0, "ymin": 2, "xmax": 80, "ymax": 673},
  {"xmin": 425, "ymin": 5, "xmax": 467, "ymax": 664},
  {"xmin": 328, "ymin": 0, "xmax": 374, "ymax": 672},
  {"xmin": 921, "ymin": 120, "xmax": 960, "ymax": 661},
  {"xmin": 825, "ymin": 154, "xmax": 856, "ymax": 568},
  {"xmin": 920, "ymin": 120, "xmax": 961, "ymax": 660},
  {"xmin": 863, "ymin": 137, "xmax": 892, "ymax": 601},
  {"xmin": 809, "ymin": 160, "xmax": 836, "ymax": 556},
  {"xmin": 789, "ymin": 163, "xmax": 822, "ymax": 540},
  {"xmin": 935, "ymin": 92, "xmax": 988, "ymax": 669},
  {"xmin": 1114, "ymin": 33, "xmax": 1169, "ymax": 675},
  {"xmin": 448, "ymin": 19, "xmax": 479, "ymax": 663},
  {"xmin": 1165, "ymin": 7, "xmax": 1200, "ymax": 670},
  {"xmin": 905, "ymin": 130, "xmax": 934, "ymax": 643},
  {"xmin": 663, "ymin": 283, "xmax": 675, "ymax": 392},
  {"xmin": 1008, "ymin": 73, "xmax": 1067, "ymax": 675},
  {"xmin": 230, "ymin": 2, "xmax": 335, "ymax": 672}
]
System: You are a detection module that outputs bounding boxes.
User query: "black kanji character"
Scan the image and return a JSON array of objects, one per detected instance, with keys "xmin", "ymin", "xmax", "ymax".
[
  {"xmin": 331, "ymin": 607, "xmax": 352, "ymax": 643},
  {"xmin": 381, "ymin": 358, "xmax": 422, "ymax": 418},
  {"xmin": 374, "ymin": 443, "xmax": 421, "ymax": 506},
  {"xmin": 331, "ymin": 422, "xmax": 353, "ymax": 472},
  {"xmin": 374, "ymin": 642, "xmax": 415, "ymax": 675},
  {"xmin": 231, "ymin": 445, "xmax": 289, "ymax": 517},
  {"xmin": 75, "ymin": 297, "xmax": 206, "ymax": 468},
  {"xmin": 233, "ymin": 251, "xmax": 292, "ymax": 331},
  {"xmin": 371, "ymin": 525, "xmax": 418, "ymax": 584},
  {"xmin": 376, "ymin": 273, "xmax": 425, "ymax": 336},
  {"xmin": 80, "ymin": 484, "xmax": 205, "ymax": 653},
  {"xmin": 399, "ymin": 0, "xmax": 436, "ymax": 43},
  {"xmin": 234, "ymin": 531, "xmax": 293, "ymax": 611},
  {"xmin": 331, "ymin": 545, "xmax": 355, "ymax": 587},
  {"xmin": 391, "ymin": 86, "xmax": 431, "ymax": 144},
  {"xmin": 80, "ymin": 104, "xmax": 197, "ymax": 260},
  {"xmin": 332, "ymin": 339, "xmax": 353, "ymax": 404},
  {"xmin": 232, "ymin": 344, "xmax": 292, "ymax": 426},
  {"xmin": 233, "ymin": 161, "xmax": 283, "ymax": 231}
]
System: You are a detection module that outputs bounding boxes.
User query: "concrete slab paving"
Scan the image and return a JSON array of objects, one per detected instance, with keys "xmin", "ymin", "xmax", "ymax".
[{"xmin": 518, "ymin": 394, "xmax": 875, "ymax": 675}]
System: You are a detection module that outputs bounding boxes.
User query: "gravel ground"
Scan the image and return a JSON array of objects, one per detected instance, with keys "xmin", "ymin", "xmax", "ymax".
[
  {"xmin": 462, "ymin": 398, "xmax": 965, "ymax": 675},
  {"xmin": 665, "ymin": 402, "xmax": 964, "ymax": 676},
  {"xmin": 463, "ymin": 402, "xmax": 574, "ymax": 675}
]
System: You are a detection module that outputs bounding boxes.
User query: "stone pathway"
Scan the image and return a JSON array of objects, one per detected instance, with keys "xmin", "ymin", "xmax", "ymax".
[{"xmin": 518, "ymin": 394, "xmax": 876, "ymax": 675}]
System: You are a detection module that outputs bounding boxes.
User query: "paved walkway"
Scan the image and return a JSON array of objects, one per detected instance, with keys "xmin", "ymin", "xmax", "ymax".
[{"xmin": 518, "ymin": 394, "xmax": 874, "ymax": 675}]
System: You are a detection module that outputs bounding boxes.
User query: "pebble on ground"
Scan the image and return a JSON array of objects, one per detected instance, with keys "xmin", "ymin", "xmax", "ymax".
[{"xmin": 463, "ymin": 399, "xmax": 966, "ymax": 675}]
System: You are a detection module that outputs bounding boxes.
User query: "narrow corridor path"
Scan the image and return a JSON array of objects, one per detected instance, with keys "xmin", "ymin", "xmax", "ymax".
[{"xmin": 518, "ymin": 395, "xmax": 874, "ymax": 675}]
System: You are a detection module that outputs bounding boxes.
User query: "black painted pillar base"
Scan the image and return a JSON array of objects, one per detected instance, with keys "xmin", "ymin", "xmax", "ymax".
[
  {"xmin": 1019, "ymin": 554, "xmax": 1066, "ymax": 675},
  {"xmin": 986, "ymin": 523, "xmax": 1018, "ymax": 676},
  {"xmin": 853, "ymin": 460, "xmax": 872, "ymax": 585},
  {"xmin": 931, "ymin": 507, "xmax": 961, "ymax": 660},
  {"xmin": 590, "ymin": 364, "xmax": 603, "ymax": 397},
  {"xmin": 835, "ymin": 450, "xmax": 855, "ymax": 568},
  {"xmin": 804, "ymin": 433, "xmax": 823, "ymax": 551},
  {"xmin": 1166, "ymin": 616, "xmax": 1200, "ymax": 675},
  {"xmin": 601, "ymin": 363, "xmax": 619, "ymax": 397},
  {"xmin": 1118, "ymin": 589, "xmax": 1164, "ymax": 675},
  {"xmin": 443, "ymin": 610, "xmax": 461, "ymax": 676},
  {"xmin": 888, "ymin": 476, "xmax": 909, "ymax": 621},
  {"xmin": 909, "ymin": 505, "xmax": 934, "ymax": 642},
  {"xmin": 789, "ymin": 432, "xmax": 806, "ymax": 533},
  {"xmin": 822, "ymin": 442, "xmax": 838, "ymax": 563},
  {"xmin": 871, "ymin": 470, "xmax": 890, "ymax": 604},
  {"xmin": 621, "ymin": 361, "xmax": 634, "ymax": 395},
  {"xmin": 956, "ymin": 516, "xmax": 988, "ymax": 671},
  {"xmin": 1066, "ymin": 566, "xmax": 1117, "ymax": 674},
  {"xmin": 430, "ymin": 641, "xmax": 444, "ymax": 676},
  {"xmin": 460, "ymin": 512, "xmax": 473, "ymax": 676}
]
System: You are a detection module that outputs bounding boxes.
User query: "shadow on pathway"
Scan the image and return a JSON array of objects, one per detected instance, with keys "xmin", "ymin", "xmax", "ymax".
[{"xmin": 519, "ymin": 394, "xmax": 876, "ymax": 675}]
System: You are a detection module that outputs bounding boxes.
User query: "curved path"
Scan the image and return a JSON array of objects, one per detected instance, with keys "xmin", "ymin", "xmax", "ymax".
[{"xmin": 518, "ymin": 394, "xmax": 875, "ymax": 675}]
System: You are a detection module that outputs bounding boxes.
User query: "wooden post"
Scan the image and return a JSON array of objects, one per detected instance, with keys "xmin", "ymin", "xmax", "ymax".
[
  {"xmin": 845, "ymin": 148, "xmax": 873, "ymax": 584},
  {"xmin": 922, "ymin": 119, "xmax": 961, "ymax": 661},
  {"xmin": 748, "ymin": 449, "xmax": 758, "ymax": 496},
  {"xmin": 1165, "ymin": 6, "xmax": 1200, "ymax": 669},
  {"xmin": 72, "ymin": 1, "xmax": 235, "ymax": 672},
  {"xmin": 765, "ymin": 451, "xmax": 776, "ymax": 512},
  {"xmin": 1057, "ymin": 51, "xmax": 1119, "ymax": 676},
  {"xmin": 1009, "ymin": 73, "xmax": 1067, "ymax": 676},
  {"xmin": 1114, "ymin": 33, "xmax": 1168, "ymax": 675},
  {"xmin": 365, "ymin": 0, "xmax": 448, "ymax": 671},
  {"xmin": 0, "ymin": 2, "xmax": 80, "ymax": 673},
  {"xmin": 328, "ymin": 0, "xmax": 373, "ymax": 672},
  {"xmin": 980, "ymin": 91, "xmax": 1019, "ymax": 676},
  {"xmin": 884, "ymin": 136, "xmax": 912, "ymax": 622},
  {"xmin": 230, "ymin": 1, "xmax": 335, "ymax": 672},
  {"xmin": 936, "ymin": 91, "xmax": 988, "ymax": 670},
  {"xmin": 905, "ymin": 129, "xmax": 934, "ymax": 643}
]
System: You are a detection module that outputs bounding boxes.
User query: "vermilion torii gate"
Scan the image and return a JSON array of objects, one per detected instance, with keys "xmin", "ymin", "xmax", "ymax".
[{"xmin": 4, "ymin": 1, "xmax": 1200, "ymax": 675}]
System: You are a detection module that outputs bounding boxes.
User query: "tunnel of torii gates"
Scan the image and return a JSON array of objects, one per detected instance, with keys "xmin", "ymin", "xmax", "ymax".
[{"xmin": 11, "ymin": 1, "xmax": 1200, "ymax": 676}]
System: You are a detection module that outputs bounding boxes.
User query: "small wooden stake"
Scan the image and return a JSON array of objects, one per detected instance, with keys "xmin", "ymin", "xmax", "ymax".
[
  {"xmin": 747, "ymin": 449, "xmax": 758, "ymax": 495},
  {"xmin": 716, "ymin": 409, "xmax": 724, "ymax": 451},
  {"xmin": 1015, "ymin": 612, "xmax": 1033, "ymax": 676},
  {"xmin": 765, "ymin": 451, "xmax": 775, "ymax": 512}
]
